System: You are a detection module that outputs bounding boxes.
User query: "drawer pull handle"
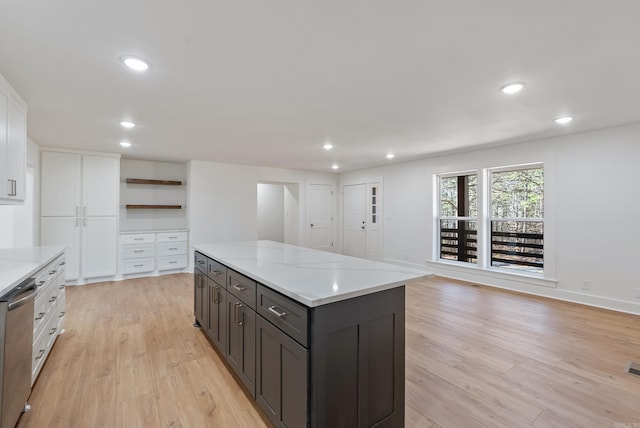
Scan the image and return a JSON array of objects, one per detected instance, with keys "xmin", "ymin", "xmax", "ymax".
[
  {"xmin": 59, "ymin": 311, "xmax": 66, "ymax": 317},
  {"xmin": 232, "ymin": 284, "xmax": 246, "ymax": 292},
  {"xmin": 268, "ymin": 306, "xmax": 287, "ymax": 318},
  {"xmin": 49, "ymin": 269, "xmax": 57, "ymax": 275},
  {"xmin": 168, "ymin": 247, "xmax": 178, "ymax": 251},
  {"xmin": 197, "ymin": 260, "xmax": 205, "ymax": 265},
  {"xmin": 35, "ymin": 312, "xmax": 45, "ymax": 321},
  {"xmin": 38, "ymin": 280, "xmax": 45, "ymax": 286},
  {"xmin": 133, "ymin": 264, "xmax": 144, "ymax": 268},
  {"xmin": 168, "ymin": 261, "xmax": 177, "ymax": 264},
  {"xmin": 134, "ymin": 238, "xmax": 143, "ymax": 241},
  {"xmin": 134, "ymin": 250, "xmax": 144, "ymax": 253},
  {"xmin": 49, "ymin": 327, "xmax": 57, "ymax": 335},
  {"xmin": 168, "ymin": 236, "xmax": 177, "ymax": 239},
  {"xmin": 59, "ymin": 285, "xmax": 64, "ymax": 290},
  {"xmin": 49, "ymin": 296, "xmax": 57, "ymax": 303},
  {"xmin": 59, "ymin": 261, "xmax": 66, "ymax": 266},
  {"xmin": 211, "ymin": 270, "xmax": 222, "ymax": 276},
  {"xmin": 35, "ymin": 349, "xmax": 45, "ymax": 360}
]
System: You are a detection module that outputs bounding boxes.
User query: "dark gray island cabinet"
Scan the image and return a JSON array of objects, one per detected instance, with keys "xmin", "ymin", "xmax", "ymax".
[{"xmin": 193, "ymin": 241, "xmax": 429, "ymax": 428}]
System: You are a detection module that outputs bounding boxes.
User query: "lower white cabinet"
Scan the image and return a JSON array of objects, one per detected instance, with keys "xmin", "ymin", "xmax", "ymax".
[
  {"xmin": 120, "ymin": 230, "xmax": 188, "ymax": 276},
  {"xmin": 41, "ymin": 216, "xmax": 117, "ymax": 281},
  {"xmin": 32, "ymin": 253, "xmax": 66, "ymax": 385}
]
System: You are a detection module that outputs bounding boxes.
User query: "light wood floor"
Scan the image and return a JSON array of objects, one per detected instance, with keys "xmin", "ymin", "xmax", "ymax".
[{"xmin": 18, "ymin": 274, "xmax": 640, "ymax": 428}]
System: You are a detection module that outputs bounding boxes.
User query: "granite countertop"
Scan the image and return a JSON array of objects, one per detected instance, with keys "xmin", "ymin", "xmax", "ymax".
[
  {"xmin": 0, "ymin": 246, "xmax": 66, "ymax": 297},
  {"xmin": 192, "ymin": 240, "xmax": 432, "ymax": 307}
]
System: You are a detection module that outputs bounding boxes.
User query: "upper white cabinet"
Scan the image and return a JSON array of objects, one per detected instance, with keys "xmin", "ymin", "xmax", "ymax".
[
  {"xmin": 0, "ymin": 74, "xmax": 27, "ymax": 204},
  {"xmin": 41, "ymin": 150, "xmax": 120, "ymax": 283}
]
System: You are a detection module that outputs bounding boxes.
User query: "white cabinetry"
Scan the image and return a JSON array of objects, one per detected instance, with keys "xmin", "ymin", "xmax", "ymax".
[
  {"xmin": 32, "ymin": 253, "xmax": 66, "ymax": 385},
  {"xmin": 0, "ymin": 73, "xmax": 27, "ymax": 203},
  {"xmin": 40, "ymin": 151, "xmax": 119, "ymax": 283},
  {"xmin": 120, "ymin": 230, "xmax": 188, "ymax": 276}
]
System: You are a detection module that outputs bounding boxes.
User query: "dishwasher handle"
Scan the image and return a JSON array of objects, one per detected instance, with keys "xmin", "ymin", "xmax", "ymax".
[{"xmin": 6, "ymin": 279, "xmax": 37, "ymax": 311}]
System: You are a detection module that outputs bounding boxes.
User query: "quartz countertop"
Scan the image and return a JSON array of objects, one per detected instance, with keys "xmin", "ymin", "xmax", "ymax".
[
  {"xmin": 0, "ymin": 246, "xmax": 66, "ymax": 297},
  {"xmin": 192, "ymin": 240, "xmax": 432, "ymax": 307}
]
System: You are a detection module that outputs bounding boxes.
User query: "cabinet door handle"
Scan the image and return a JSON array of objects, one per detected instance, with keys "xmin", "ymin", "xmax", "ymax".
[
  {"xmin": 76, "ymin": 217, "xmax": 79, "ymax": 227},
  {"xmin": 76, "ymin": 206, "xmax": 79, "ymax": 216},
  {"xmin": 234, "ymin": 302, "xmax": 244, "ymax": 325},
  {"xmin": 237, "ymin": 303, "xmax": 244, "ymax": 326},
  {"xmin": 212, "ymin": 286, "xmax": 220, "ymax": 304},
  {"xmin": 84, "ymin": 206, "xmax": 87, "ymax": 215},
  {"xmin": 232, "ymin": 284, "xmax": 246, "ymax": 292},
  {"xmin": 268, "ymin": 306, "xmax": 287, "ymax": 318}
]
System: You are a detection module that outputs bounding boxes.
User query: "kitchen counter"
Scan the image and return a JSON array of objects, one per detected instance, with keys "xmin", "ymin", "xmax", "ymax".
[
  {"xmin": 192, "ymin": 240, "xmax": 431, "ymax": 307},
  {"xmin": 0, "ymin": 246, "xmax": 66, "ymax": 296}
]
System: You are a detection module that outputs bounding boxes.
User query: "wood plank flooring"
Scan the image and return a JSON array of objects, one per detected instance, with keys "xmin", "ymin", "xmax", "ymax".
[{"xmin": 17, "ymin": 273, "xmax": 640, "ymax": 427}]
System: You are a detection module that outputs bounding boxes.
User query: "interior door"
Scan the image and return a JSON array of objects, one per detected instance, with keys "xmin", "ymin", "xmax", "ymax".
[
  {"xmin": 307, "ymin": 184, "xmax": 334, "ymax": 251},
  {"xmin": 343, "ymin": 184, "xmax": 367, "ymax": 257}
]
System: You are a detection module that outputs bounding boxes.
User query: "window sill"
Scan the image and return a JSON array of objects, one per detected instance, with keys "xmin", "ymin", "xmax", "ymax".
[{"xmin": 423, "ymin": 259, "xmax": 558, "ymax": 289}]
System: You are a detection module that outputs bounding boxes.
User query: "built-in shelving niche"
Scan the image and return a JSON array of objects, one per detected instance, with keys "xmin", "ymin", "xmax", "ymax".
[{"xmin": 120, "ymin": 160, "xmax": 188, "ymax": 231}]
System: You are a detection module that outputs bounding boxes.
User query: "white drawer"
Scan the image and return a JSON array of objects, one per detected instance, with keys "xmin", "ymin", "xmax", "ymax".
[
  {"xmin": 120, "ymin": 233, "xmax": 156, "ymax": 244},
  {"xmin": 157, "ymin": 231, "xmax": 188, "ymax": 242},
  {"xmin": 122, "ymin": 244, "xmax": 155, "ymax": 259},
  {"xmin": 158, "ymin": 255, "xmax": 187, "ymax": 271},
  {"xmin": 122, "ymin": 258, "xmax": 155, "ymax": 274},
  {"xmin": 33, "ymin": 294, "xmax": 48, "ymax": 337},
  {"xmin": 157, "ymin": 242, "xmax": 187, "ymax": 256},
  {"xmin": 32, "ymin": 328, "xmax": 48, "ymax": 384}
]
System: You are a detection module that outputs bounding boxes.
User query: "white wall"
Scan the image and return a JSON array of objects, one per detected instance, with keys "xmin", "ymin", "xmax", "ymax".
[
  {"xmin": 188, "ymin": 160, "xmax": 335, "ymax": 250},
  {"xmin": 338, "ymin": 123, "xmax": 640, "ymax": 315},
  {"xmin": 284, "ymin": 183, "xmax": 299, "ymax": 245},
  {"xmin": 257, "ymin": 183, "xmax": 285, "ymax": 242}
]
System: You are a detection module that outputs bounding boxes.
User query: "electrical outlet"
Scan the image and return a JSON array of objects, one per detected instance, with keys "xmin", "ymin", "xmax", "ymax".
[{"xmin": 582, "ymin": 280, "xmax": 591, "ymax": 291}]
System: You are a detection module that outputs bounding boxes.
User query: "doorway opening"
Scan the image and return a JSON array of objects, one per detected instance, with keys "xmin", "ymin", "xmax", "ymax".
[{"xmin": 257, "ymin": 182, "xmax": 300, "ymax": 245}]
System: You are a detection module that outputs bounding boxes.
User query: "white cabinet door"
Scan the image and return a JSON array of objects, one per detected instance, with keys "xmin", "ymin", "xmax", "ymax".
[
  {"xmin": 7, "ymin": 95, "xmax": 26, "ymax": 200},
  {"xmin": 82, "ymin": 155, "xmax": 119, "ymax": 216},
  {"xmin": 82, "ymin": 217, "xmax": 117, "ymax": 278},
  {"xmin": 41, "ymin": 152, "xmax": 82, "ymax": 216},
  {"xmin": 41, "ymin": 217, "xmax": 80, "ymax": 280},
  {"xmin": 0, "ymin": 88, "xmax": 8, "ymax": 199}
]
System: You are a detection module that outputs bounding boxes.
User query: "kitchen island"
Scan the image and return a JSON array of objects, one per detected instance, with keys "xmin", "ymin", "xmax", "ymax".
[{"xmin": 193, "ymin": 240, "xmax": 430, "ymax": 428}]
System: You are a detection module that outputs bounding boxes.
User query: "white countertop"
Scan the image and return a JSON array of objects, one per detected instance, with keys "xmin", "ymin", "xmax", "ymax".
[
  {"xmin": 0, "ymin": 246, "xmax": 66, "ymax": 297},
  {"xmin": 193, "ymin": 241, "xmax": 432, "ymax": 307}
]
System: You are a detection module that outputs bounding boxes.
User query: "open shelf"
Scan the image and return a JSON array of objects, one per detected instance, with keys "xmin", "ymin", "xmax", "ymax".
[
  {"xmin": 126, "ymin": 178, "xmax": 183, "ymax": 186},
  {"xmin": 126, "ymin": 204, "xmax": 183, "ymax": 210}
]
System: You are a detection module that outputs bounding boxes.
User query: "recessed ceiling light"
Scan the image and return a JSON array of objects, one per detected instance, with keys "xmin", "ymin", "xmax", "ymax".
[
  {"xmin": 120, "ymin": 56, "xmax": 150, "ymax": 72},
  {"xmin": 119, "ymin": 141, "xmax": 132, "ymax": 148},
  {"xmin": 120, "ymin": 121, "xmax": 136, "ymax": 129},
  {"xmin": 331, "ymin": 164, "xmax": 339, "ymax": 170},
  {"xmin": 386, "ymin": 153, "xmax": 395, "ymax": 159},
  {"xmin": 555, "ymin": 116, "xmax": 573, "ymax": 124},
  {"xmin": 500, "ymin": 82, "xmax": 525, "ymax": 94},
  {"xmin": 323, "ymin": 142, "xmax": 333, "ymax": 150}
]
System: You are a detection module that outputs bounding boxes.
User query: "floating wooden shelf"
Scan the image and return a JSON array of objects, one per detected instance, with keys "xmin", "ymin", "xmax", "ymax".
[
  {"xmin": 126, "ymin": 178, "xmax": 183, "ymax": 186},
  {"xmin": 126, "ymin": 204, "xmax": 183, "ymax": 210}
]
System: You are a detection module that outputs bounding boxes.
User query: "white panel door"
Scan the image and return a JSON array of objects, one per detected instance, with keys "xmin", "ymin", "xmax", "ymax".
[
  {"xmin": 41, "ymin": 217, "xmax": 80, "ymax": 280},
  {"xmin": 343, "ymin": 184, "xmax": 367, "ymax": 258},
  {"xmin": 82, "ymin": 216, "xmax": 117, "ymax": 278},
  {"xmin": 41, "ymin": 152, "xmax": 81, "ymax": 217},
  {"xmin": 82, "ymin": 155, "xmax": 119, "ymax": 216},
  {"xmin": 307, "ymin": 184, "xmax": 334, "ymax": 251}
]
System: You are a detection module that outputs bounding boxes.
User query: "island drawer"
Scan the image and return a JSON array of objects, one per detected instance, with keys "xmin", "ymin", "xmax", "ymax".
[
  {"xmin": 207, "ymin": 259, "xmax": 226, "ymax": 286},
  {"xmin": 194, "ymin": 252, "xmax": 208, "ymax": 272},
  {"xmin": 227, "ymin": 269, "xmax": 256, "ymax": 309},
  {"xmin": 257, "ymin": 285, "xmax": 308, "ymax": 347}
]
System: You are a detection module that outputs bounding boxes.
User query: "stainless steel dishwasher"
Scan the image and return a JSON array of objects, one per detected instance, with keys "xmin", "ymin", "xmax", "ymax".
[{"xmin": 0, "ymin": 278, "xmax": 36, "ymax": 428}]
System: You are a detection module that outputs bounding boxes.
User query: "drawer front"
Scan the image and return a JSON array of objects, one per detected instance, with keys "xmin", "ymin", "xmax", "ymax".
[
  {"xmin": 227, "ymin": 269, "xmax": 257, "ymax": 309},
  {"xmin": 157, "ymin": 231, "xmax": 188, "ymax": 242},
  {"xmin": 33, "ymin": 295, "xmax": 48, "ymax": 337},
  {"xmin": 207, "ymin": 258, "xmax": 227, "ymax": 286},
  {"xmin": 123, "ymin": 244, "xmax": 155, "ymax": 259},
  {"xmin": 158, "ymin": 255, "xmax": 187, "ymax": 271},
  {"xmin": 120, "ymin": 233, "xmax": 155, "ymax": 244},
  {"xmin": 123, "ymin": 258, "xmax": 155, "ymax": 274},
  {"xmin": 194, "ymin": 252, "xmax": 208, "ymax": 272},
  {"xmin": 157, "ymin": 242, "xmax": 187, "ymax": 256},
  {"xmin": 257, "ymin": 284, "xmax": 309, "ymax": 347}
]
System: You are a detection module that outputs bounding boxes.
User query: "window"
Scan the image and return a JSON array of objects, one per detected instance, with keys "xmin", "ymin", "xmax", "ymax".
[
  {"xmin": 490, "ymin": 166, "xmax": 544, "ymax": 273},
  {"xmin": 438, "ymin": 174, "xmax": 477, "ymax": 264},
  {"xmin": 436, "ymin": 164, "xmax": 544, "ymax": 276}
]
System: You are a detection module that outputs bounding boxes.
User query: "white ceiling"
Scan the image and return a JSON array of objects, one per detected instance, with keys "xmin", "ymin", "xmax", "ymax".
[{"xmin": 1, "ymin": 1, "xmax": 640, "ymax": 172}]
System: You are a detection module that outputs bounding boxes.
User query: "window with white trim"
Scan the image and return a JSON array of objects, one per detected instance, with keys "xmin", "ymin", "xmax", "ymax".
[
  {"xmin": 438, "ymin": 173, "xmax": 477, "ymax": 264},
  {"xmin": 489, "ymin": 165, "xmax": 544, "ymax": 273}
]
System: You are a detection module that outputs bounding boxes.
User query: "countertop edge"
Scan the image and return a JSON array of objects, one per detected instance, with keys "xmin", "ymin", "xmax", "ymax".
[{"xmin": 0, "ymin": 246, "xmax": 66, "ymax": 296}]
